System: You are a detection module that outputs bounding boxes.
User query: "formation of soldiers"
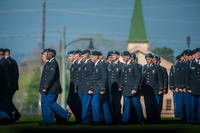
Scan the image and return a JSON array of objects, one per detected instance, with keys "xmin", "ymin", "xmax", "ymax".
[
  {"xmin": 67, "ymin": 49, "xmax": 168, "ymax": 125},
  {"xmin": 0, "ymin": 47, "xmax": 200, "ymax": 125},
  {"xmin": 169, "ymin": 48, "xmax": 200, "ymax": 124},
  {"xmin": 0, "ymin": 48, "xmax": 21, "ymax": 124}
]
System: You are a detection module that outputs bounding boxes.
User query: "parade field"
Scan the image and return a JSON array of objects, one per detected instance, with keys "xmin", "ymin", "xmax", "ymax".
[{"xmin": 0, "ymin": 115, "xmax": 200, "ymax": 133}]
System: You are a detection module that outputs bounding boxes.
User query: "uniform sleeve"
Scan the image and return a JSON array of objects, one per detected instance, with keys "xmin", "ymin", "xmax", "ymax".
[
  {"xmin": 133, "ymin": 63, "xmax": 141, "ymax": 91},
  {"xmin": 185, "ymin": 61, "xmax": 190, "ymax": 90},
  {"xmin": 43, "ymin": 62, "xmax": 57, "ymax": 90},
  {"xmin": 156, "ymin": 65, "xmax": 164, "ymax": 92},
  {"xmin": 169, "ymin": 65, "xmax": 175, "ymax": 90},
  {"xmin": 162, "ymin": 67, "xmax": 168, "ymax": 93},
  {"xmin": 100, "ymin": 62, "xmax": 107, "ymax": 92}
]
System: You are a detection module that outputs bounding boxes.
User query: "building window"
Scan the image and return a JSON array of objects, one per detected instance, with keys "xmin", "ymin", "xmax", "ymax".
[{"xmin": 166, "ymin": 99, "xmax": 172, "ymax": 111}]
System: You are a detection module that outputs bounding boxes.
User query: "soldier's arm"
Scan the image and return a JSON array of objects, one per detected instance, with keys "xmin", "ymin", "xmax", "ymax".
[
  {"xmin": 163, "ymin": 67, "xmax": 168, "ymax": 94},
  {"xmin": 132, "ymin": 63, "xmax": 141, "ymax": 91},
  {"xmin": 184, "ymin": 61, "xmax": 191, "ymax": 91},
  {"xmin": 156, "ymin": 65, "xmax": 164, "ymax": 93},
  {"xmin": 43, "ymin": 62, "xmax": 57, "ymax": 91},
  {"xmin": 100, "ymin": 63, "xmax": 107, "ymax": 93},
  {"xmin": 169, "ymin": 65, "xmax": 174, "ymax": 91}
]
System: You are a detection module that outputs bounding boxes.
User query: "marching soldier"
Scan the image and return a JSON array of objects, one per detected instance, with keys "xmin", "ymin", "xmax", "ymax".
[
  {"xmin": 89, "ymin": 51, "xmax": 107, "ymax": 124},
  {"xmin": 78, "ymin": 49, "xmax": 93, "ymax": 124},
  {"xmin": 4, "ymin": 49, "xmax": 21, "ymax": 123},
  {"xmin": 39, "ymin": 48, "xmax": 69, "ymax": 126},
  {"xmin": 173, "ymin": 53, "xmax": 188, "ymax": 120},
  {"xmin": 186, "ymin": 48, "xmax": 200, "ymax": 124},
  {"xmin": 169, "ymin": 55, "xmax": 181, "ymax": 118},
  {"xmin": 0, "ymin": 48, "xmax": 10, "ymax": 124},
  {"xmin": 120, "ymin": 51, "xmax": 143, "ymax": 124},
  {"xmin": 142, "ymin": 53, "xmax": 164, "ymax": 122},
  {"xmin": 67, "ymin": 50, "xmax": 82, "ymax": 124},
  {"xmin": 107, "ymin": 50, "xmax": 122, "ymax": 124},
  {"xmin": 152, "ymin": 55, "xmax": 168, "ymax": 115}
]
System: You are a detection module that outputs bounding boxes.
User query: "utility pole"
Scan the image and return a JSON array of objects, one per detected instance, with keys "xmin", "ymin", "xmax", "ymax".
[
  {"xmin": 41, "ymin": 0, "xmax": 46, "ymax": 50},
  {"xmin": 38, "ymin": 0, "xmax": 46, "ymax": 114},
  {"xmin": 60, "ymin": 26, "xmax": 66, "ymax": 108},
  {"xmin": 186, "ymin": 36, "xmax": 191, "ymax": 49}
]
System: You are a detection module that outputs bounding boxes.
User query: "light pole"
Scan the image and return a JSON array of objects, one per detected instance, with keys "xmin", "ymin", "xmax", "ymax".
[{"xmin": 186, "ymin": 36, "xmax": 191, "ymax": 49}]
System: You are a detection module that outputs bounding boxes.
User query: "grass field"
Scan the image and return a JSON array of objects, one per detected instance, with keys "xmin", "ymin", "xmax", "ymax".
[{"xmin": 0, "ymin": 115, "xmax": 200, "ymax": 133}]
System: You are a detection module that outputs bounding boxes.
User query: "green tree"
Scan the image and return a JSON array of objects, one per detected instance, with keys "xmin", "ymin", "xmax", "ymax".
[
  {"xmin": 24, "ymin": 67, "xmax": 41, "ymax": 114},
  {"xmin": 152, "ymin": 47, "xmax": 174, "ymax": 62}
]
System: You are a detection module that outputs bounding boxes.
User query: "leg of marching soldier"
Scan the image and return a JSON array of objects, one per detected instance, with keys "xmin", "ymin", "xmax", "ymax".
[
  {"xmin": 197, "ymin": 96, "xmax": 200, "ymax": 124},
  {"xmin": 102, "ymin": 94, "xmax": 112, "ymax": 124},
  {"xmin": 131, "ymin": 96, "xmax": 144, "ymax": 122},
  {"xmin": 91, "ymin": 94, "xmax": 101, "ymax": 124},
  {"xmin": 49, "ymin": 94, "xmax": 69, "ymax": 121},
  {"xmin": 112, "ymin": 91, "xmax": 122, "ymax": 123},
  {"xmin": 184, "ymin": 92, "xmax": 192, "ymax": 123},
  {"xmin": 81, "ymin": 94, "xmax": 92, "ymax": 124},
  {"xmin": 41, "ymin": 93, "xmax": 47, "ymax": 124},
  {"xmin": 122, "ymin": 96, "xmax": 131, "ymax": 124},
  {"xmin": 190, "ymin": 95, "xmax": 197, "ymax": 123},
  {"xmin": 155, "ymin": 94, "xmax": 163, "ymax": 120},
  {"xmin": 173, "ymin": 92, "xmax": 179, "ymax": 118},
  {"xmin": 179, "ymin": 92, "xmax": 185, "ymax": 120},
  {"xmin": 45, "ymin": 94, "xmax": 56, "ymax": 125}
]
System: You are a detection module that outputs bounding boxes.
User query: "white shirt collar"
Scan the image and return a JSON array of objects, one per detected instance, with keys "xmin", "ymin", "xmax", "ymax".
[
  {"xmin": 113, "ymin": 60, "xmax": 119, "ymax": 64},
  {"xmin": 126, "ymin": 60, "xmax": 131, "ymax": 65},
  {"xmin": 84, "ymin": 58, "xmax": 90, "ymax": 63},
  {"xmin": 78, "ymin": 59, "xmax": 82, "ymax": 64},
  {"xmin": 72, "ymin": 60, "xmax": 76, "ymax": 64},
  {"xmin": 49, "ymin": 57, "xmax": 55, "ymax": 63},
  {"xmin": 95, "ymin": 59, "xmax": 101, "ymax": 66}
]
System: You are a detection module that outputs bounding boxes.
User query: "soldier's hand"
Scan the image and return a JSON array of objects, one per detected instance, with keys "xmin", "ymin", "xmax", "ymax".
[
  {"xmin": 131, "ymin": 90, "xmax": 137, "ymax": 95},
  {"xmin": 88, "ymin": 90, "xmax": 93, "ymax": 94},
  {"xmin": 100, "ymin": 91, "xmax": 105, "ymax": 95},
  {"xmin": 42, "ymin": 88, "xmax": 47, "ymax": 93},
  {"xmin": 158, "ymin": 91, "xmax": 163, "ymax": 95}
]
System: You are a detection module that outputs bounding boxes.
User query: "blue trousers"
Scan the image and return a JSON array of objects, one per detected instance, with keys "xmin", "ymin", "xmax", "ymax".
[
  {"xmin": 173, "ymin": 92, "xmax": 180, "ymax": 117},
  {"xmin": 184, "ymin": 92, "xmax": 192, "ymax": 123},
  {"xmin": 91, "ymin": 94, "xmax": 101, "ymax": 123},
  {"xmin": 67, "ymin": 91, "xmax": 82, "ymax": 123},
  {"xmin": 101, "ymin": 94, "xmax": 112, "ymax": 124},
  {"xmin": 41, "ymin": 93, "xmax": 69, "ymax": 124},
  {"xmin": 0, "ymin": 111, "xmax": 9, "ymax": 119},
  {"xmin": 155, "ymin": 95, "xmax": 163, "ymax": 119},
  {"xmin": 79, "ymin": 94, "xmax": 91, "ymax": 124},
  {"xmin": 122, "ymin": 96, "xmax": 143, "ymax": 123},
  {"xmin": 191, "ymin": 95, "xmax": 200, "ymax": 124},
  {"xmin": 109, "ymin": 92, "xmax": 122, "ymax": 123}
]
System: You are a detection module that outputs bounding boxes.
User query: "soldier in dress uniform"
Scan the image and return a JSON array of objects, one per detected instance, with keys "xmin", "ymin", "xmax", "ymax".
[
  {"xmin": 152, "ymin": 55, "xmax": 168, "ymax": 116},
  {"xmin": 39, "ymin": 48, "xmax": 69, "ymax": 126},
  {"xmin": 107, "ymin": 50, "xmax": 122, "ymax": 124},
  {"xmin": 169, "ymin": 55, "xmax": 182, "ymax": 118},
  {"xmin": 173, "ymin": 52, "xmax": 189, "ymax": 121},
  {"xmin": 3, "ymin": 49, "xmax": 21, "ymax": 123},
  {"xmin": 67, "ymin": 50, "xmax": 82, "ymax": 124},
  {"xmin": 89, "ymin": 51, "xmax": 108, "ymax": 124},
  {"xmin": 120, "ymin": 51, "xmax": 143, "ymax": 124},
  {"xmin": 0, "ymin": 48, "xmax": 10, "ymax": 124},
  {"xmin": 78, "ymin": 49, "xmax": 93, "ymax": 124},
  {"xmin": 142, "ymin": 53, "xmax": 164, "ymax": 122},
  {"xmin": 186, "ymin": 48, "xmax": 200, "ymax": 124}
]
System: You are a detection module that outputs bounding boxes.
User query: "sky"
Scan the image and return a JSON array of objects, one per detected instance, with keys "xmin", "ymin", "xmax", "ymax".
[{"xmin": 0, "ymin": 0, "xmax": 200, "ymax": 60}]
